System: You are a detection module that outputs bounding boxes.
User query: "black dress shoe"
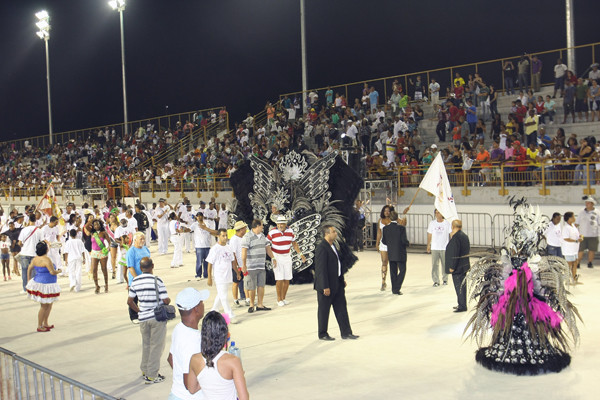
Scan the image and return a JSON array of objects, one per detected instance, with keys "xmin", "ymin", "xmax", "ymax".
[
  {"xmin": 397, "ymin": 291, "xmax": 403, "ymax": 295},
  {"xmin": 319, "ymin": 335, "xmax": 335, "ymax": 341},
  {"xmin": 453, "ymin": 306, "xmax": 458, "ymax": 310},
  {"xmin": 454, "ymin": 308, "xmax": 467, "ymax": 313},
  {"xmin": 341, "ymin": 334, "xmax": 360, "ymax": 340}
]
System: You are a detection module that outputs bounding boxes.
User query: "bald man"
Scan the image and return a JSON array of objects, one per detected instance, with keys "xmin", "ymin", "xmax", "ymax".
[{"xmin": 445, "ymin": 220, "xmax": 470, "ymax": 313}]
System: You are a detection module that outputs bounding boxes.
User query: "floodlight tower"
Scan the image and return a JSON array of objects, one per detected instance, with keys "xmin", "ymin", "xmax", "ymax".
[
  {"xmin": 109, "ymin": 0, "xmax": 129, "ymax": 136},
  {"xmin": 36, "ymin": 10, "xmax": 53, "ymax": 145}
]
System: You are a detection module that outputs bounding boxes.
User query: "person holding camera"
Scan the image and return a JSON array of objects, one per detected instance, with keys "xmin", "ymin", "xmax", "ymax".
[{"xmin": 127, "ymin": 257, "xmax": 172, "ymax": 384}]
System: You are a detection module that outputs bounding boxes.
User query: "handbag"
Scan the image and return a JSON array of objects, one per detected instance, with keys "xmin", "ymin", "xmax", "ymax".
[{"xmin": 153, "ymin": 276, "xmax": 176, "ymax": 322}]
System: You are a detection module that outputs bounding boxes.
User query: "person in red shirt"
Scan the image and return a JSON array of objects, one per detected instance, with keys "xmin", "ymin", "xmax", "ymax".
[
  {"xmin": 447, "ymin": 100, "xmax": 460, "ymax": 132},
  {"xmin": 515, "ymin": 100, "xmax": 528, "ymax": 140}
]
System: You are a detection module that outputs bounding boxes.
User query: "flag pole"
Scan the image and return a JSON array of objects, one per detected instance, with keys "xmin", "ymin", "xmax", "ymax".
[{"xmin": 402, "ymin": 187, "xmax": 421, "ymax": 215}]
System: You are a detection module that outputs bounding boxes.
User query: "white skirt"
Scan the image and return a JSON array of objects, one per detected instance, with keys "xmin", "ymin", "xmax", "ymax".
[
  {"xmin": 379, "ymin": 242, "xmax": 388, "ymax": 252},
  {"xmin": 26, "ymin": 279, "xmax": 61, "ymax": 304}
]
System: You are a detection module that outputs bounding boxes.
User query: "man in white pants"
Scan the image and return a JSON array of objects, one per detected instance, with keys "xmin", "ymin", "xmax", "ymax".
[
  {"xmin": 427, "ymin": 209, "xmax": 452, "ymax": 287},
  {"xmin": 169, "ymin": 213, "xmax": 186, "ymax": 268},
  {"xmin": 207, "ymin": 229, "xmax": 239, "ymax": 323},
  {"xmin": 155, "ymin": 198, "xmax": 171, "ymax": 255},
  {"xmin": 63, "ymin": 229, "xmax": 86, "ymax": 292},
  {"xmin": 266, "ymin": 216, "xmax": 306, "ymax": 307},
  {"xmin": 181, "ymin": 205, "xmax": 195, "ymax": 253}
]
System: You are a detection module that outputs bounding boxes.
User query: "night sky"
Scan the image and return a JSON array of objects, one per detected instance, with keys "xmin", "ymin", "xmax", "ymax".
[{"xmin": 1, "ymin": 0, "xmax": 599, "ymax": 142}]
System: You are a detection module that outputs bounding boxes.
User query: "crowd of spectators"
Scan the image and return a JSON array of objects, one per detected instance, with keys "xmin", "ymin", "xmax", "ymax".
[{"xmin": 3, "ymin": 61, "xmax": 600, "ymax": 193}]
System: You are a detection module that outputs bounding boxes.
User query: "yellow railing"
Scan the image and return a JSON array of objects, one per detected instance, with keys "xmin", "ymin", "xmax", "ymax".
[
  {"xmin": 280, "ymin": 42, "xmax": 600, "ymax": 106},
  {"xmin": 0, "ymin": 106, "xmax": 226, "ymax": 151},
  {"xmin": 2, "ymin": 158, "xmax": 597, "ymax": 204}
]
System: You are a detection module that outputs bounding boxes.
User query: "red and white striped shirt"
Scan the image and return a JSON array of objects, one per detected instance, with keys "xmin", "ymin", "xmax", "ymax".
[{"xmin": 267, "ymin": 227, "xmax": 295, "ymax": 255}]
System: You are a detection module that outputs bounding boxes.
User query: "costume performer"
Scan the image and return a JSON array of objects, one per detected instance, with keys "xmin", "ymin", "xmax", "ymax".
[
  {"xmin": 229, "ymin": 150, "xmax": 362, "ymax": 283},
  {"xmin": 465, "ymin": 197, "xmax": 581, "ymax": 375}
]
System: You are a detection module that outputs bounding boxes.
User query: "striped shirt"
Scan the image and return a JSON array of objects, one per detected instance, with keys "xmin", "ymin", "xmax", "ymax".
[
  {"xmin": 128, "ymin": 273, "xmax": 169, "ymax": 322},
  {"xmin": 266, "ymin": 227, "xmax": 295, "ymax": 255},
  {"xmin": 242, "ymin": 231, "xmax": 267, "ymax": 270}
]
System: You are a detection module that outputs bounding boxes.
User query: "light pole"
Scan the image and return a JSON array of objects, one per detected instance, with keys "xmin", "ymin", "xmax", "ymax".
[
  {"xmin": 565, "ymin": 0, "xmax": 576, "ymax": 72},
  {"xmin": 109, "ymin": 0, "xmax": 129, "ymax": 137},
  {"xmin": 300, "ymin": 0, "xmax": 308, "ymax": 115},
  {"xmin": 36, "ymin": 10, "xmax": 53, "ymax": 145}
]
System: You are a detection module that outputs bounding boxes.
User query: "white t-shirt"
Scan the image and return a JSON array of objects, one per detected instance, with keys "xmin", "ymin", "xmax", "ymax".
[
  {"xmin": 18, "ymin": 226, "xmax": 45, "ymax": 257},
  {"xmin": 169, "ymin": 220, "xmax": 181, "ymax": 236},
  {"xmin": 561, "ymin": 223, "xmax": 580, "ymax": 256},
  {"xmin": 190, "ymin": 222, "xmax": 212, "ymax": 248},
  {"xmin": 204, "ymin": 209, "xmax": 218, "ymax": 230},
  {"xmin": 41, "ymin": 225, "xmax": 60, "ymax": 243},
  {"xmin": 63, "ymin": 238, "xmax": 85, "ymax": 261},
  {"xmin": 575, "ymin": 208, "xmax": 600, "ymax": 237},
  {"xmin": 218, "ymin": 210, "xmax": 229, "ymax": 230},
  {"xmin": 127, "ymin": 217, "xmax": 138, "ymax": 231},
  {"xmin": 544, "ymin": 222, "xmax": 563, "ymax": 247},
  {"xmin": 206, "ymin": 243, "xmax": 235, "ymax": 285},
  {"xmin": 169, "ymin": 323, "xmax": 204, "ymax": 400},
  {"xmin": 427, "ymin": 220, "xmax": 452, "ymax": 251},
  {"xmin": 114, "ymin": 225, "xmax": 134, "ymax": 240},
  {"xmin": 156, "ymin": 206, "xmax": 170, "ymax": 224},
  {"xmin": 228, "ymin": 234, "xmax": 244, "ymax": 266}
]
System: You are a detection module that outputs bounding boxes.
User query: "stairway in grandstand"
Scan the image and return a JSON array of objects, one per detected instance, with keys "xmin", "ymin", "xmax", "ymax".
[{"xmin": 416, "ymin": 85, "xmax": 600, "ymax": 149}]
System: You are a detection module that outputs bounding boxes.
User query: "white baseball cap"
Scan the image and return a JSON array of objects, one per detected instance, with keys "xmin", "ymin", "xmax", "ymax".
[{"xmin": 175, "ymin": 288, "xmax": 210, "ymax": 310}]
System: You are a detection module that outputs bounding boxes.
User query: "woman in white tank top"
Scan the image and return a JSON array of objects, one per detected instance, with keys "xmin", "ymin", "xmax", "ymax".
[{"xmin": 187, "ymin": 311, "xmax": 249, "ymax": 400}]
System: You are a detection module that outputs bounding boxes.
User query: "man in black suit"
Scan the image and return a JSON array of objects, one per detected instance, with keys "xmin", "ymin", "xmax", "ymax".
[
  {"xmin": 314, "ymin": 225, "xmax": 358, "ymax": 341},
  {"xmin": 445, "ymin": 220, "xmax": 471, "ymax": 312},
  {"xmin": 381, "ymin": 211, "xmax": 410, "ymax": 294}
]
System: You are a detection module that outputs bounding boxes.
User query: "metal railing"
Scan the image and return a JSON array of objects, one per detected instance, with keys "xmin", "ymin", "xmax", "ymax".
[
  {"xmin": 0, "ymin": 106, "xmax": 226, "ymax": 152},
  {"xmin": 0, "ymin": 347, "xmax": 120, "ymax": 400},
  {"xmin": 280, "ymin": 41, "xmax": 600, "ymax": 108}
]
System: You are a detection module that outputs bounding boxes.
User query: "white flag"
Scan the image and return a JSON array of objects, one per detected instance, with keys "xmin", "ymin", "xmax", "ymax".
[{"xmin": 419, "ymin": 153, "xmax": 458, "ymax": 221}]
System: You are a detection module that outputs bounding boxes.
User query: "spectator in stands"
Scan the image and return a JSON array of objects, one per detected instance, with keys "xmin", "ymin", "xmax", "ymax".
[
  {"xmin": 573, "ymin": 137, "xmax": 595, "ymax": 185},
  {"xmin": 529, "ymin": 54, "xmax": 543, "ymax": 92},
  {"xmin": 503, "ymin": 60, "xmax": 516, "ymax": 95},
  {"xmin": 574, "ymin": 78, "xmax": 590, "ymax": 122},
  {"xmin": 435, "ymin": 104, "xmax": 447, "ymax": 142},
  {"xmin": 429, "ymin": 78, "xmax": 440, "ymax": 106},
  {"xmin": 563, "ymin": 80, "xmax": 576, "ymax": 123},
  {"xmin": 369, "ymin": 87, "xmax": 379, "ymax": 112},
  {"xmin": 588, "ymin": 79, "xmax": 600, "ymax": 122},
  {"xmin": 127, "ymin": 257, "xmax": 171, "ymax": 384},
  {"xmin": 517, "ymin": 55, "xmax": 530, "ymax": 93},
  {"xmin": 524, "ymin": 110, "xmax": 539, "ymax": 147},
  {"xmin": 552, "ymin": 58, "xmax": 568, "ymax": 96}
]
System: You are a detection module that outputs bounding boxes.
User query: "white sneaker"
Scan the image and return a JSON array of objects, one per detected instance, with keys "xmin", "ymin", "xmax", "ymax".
[
  {"xmin": 19, "ymin": 290, "xmax": 26, "ymax": 295},
  {"xmin": 245, "ymin": 298, "xmax": 250, "ymax": 306},
  {"xmin": 277, "ymin": 300, "xmax": 285, "ymax": 307},
  {"xmin": 282, "ymin": 300, "xmax": 289, "ymax": 305}
]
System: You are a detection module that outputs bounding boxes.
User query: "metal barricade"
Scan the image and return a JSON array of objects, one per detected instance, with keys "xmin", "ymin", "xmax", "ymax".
[
  {"xmin": 0, "ymin": 347, "xmax": 120, "ymax": 400},
  {"xmin": 404, "ymin": 213, "xmax": 434, "ymax": 246},
  {"xmin": 457, "ymin": 212, "xmax": 494, "ymax": 248}
]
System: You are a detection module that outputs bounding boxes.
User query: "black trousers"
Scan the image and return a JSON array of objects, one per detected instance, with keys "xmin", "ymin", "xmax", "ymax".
[
  {"xmin": 389, "ymin": 259, "xmax": 407, "ymax": 294},
  {"xmin": 452, "ymin": 272, "xmax": 467, "ymax": 310},
  {"xmin": 317, "ymin": 278, "xmax": 352, "ymax": 338}
]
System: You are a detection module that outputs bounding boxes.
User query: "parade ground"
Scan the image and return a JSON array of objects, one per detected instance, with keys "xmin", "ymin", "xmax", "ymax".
[{"xmin": 1, "ymin": 245, "xmax": 598, "ymax": 400}]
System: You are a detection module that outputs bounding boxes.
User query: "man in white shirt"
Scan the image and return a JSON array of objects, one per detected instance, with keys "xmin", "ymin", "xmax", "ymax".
[
  {"xmin": 218, "ymin": 204, "xmax": 229, "ymax": 230},
  {"xmin": 429, "ymin": 78, "xmax": 441, "ymax": 105},
  {"xmin": 155, "ymin": 198, "xmax": 171, "ymax": 255},
  {"xmin": 181, "ymin": 204, "xmax": 195, "ymax": 253},
  {"xmin": 229, "ymin": 221, "xmax": 249, "ymax": 307},
  {"xmin": 427, "ymin": 210, "xmax": 452, "ymax": 287},
  {"xmin": 553, "ymin": 58, "xmax": 568, "ymax": 98},
  {"xmin": 545, "ymin": 212, "xmax": 563, "ymax": 257},
  {"xmin": 576, "ymin": 196, "xmax": 600, "ymax": 269},
  {"xmin": 125, "ymin": 209, "xmax": 138, "ymax": 232},
  {"xmin": 17, "ymin": 214, "xmax": 45, "ymax": 293},
  {"xmin": 203, "ymin": 202, "xmax": 218, "ymax": 231},
  {"xmin": 167, "ymin": 287, "xmax": 209, "ymax": 400},
  {"xmin": 189, "ymin": 213, "xmax": 218, "ymax": 279},
  {"xmin": 207, "ymin": 229, "xmax": 239, "ymax": 322}
]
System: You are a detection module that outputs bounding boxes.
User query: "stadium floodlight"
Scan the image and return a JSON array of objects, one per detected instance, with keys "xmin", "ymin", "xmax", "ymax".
[
  {"xmin": 109, "ymin": 0, "xmax": 126, "ymax": 12},
  {"xmin": 35, "ymin": 10, "xmax": 53, "ymax": 145},
  {"xmin": 109, "ymin": 0, "xmax": 129, "ymax": 136}
]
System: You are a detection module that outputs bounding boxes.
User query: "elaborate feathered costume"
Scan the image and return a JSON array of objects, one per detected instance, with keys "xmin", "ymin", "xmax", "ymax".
[
  {"xmin": 465, "ymin": 197, "xmax": 581, "ymax": 375},
  {"xmin": 229, "ymin": 150, "xmax": 362, "ymax": 283}
]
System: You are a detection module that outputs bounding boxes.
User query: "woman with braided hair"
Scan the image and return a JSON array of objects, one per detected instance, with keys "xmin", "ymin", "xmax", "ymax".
[{"xmin": 187, "ymin": 311, "xmax": 248, "ymax": 400}]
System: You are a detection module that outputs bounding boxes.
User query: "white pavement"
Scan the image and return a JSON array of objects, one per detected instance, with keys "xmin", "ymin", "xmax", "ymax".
[{"xmin": 1, "ymin": 244, "xmax": 598, "ymax": 400}]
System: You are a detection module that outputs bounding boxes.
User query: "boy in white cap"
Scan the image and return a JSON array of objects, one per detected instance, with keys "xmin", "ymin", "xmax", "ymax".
[
  {"xmin": 207, "ymin": 229, "xmax": 239, "ymax": 322},
  {"xmin": 266, "ymin": 216, "xmax": 306, "ymax": 306},
  {"xmin": 167, "ymin": 287, "xmax": 210, "ymax": 400}
]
